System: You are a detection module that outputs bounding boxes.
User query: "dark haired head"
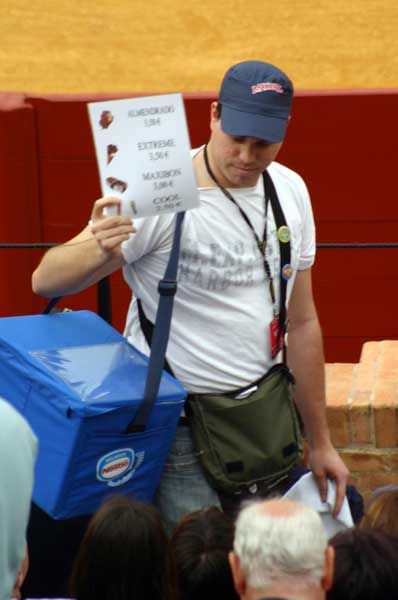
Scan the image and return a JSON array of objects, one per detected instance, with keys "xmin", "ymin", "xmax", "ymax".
[
  {"xmin": 70, "ymin": 495, "xmax": 176, "ymax": 600},
  {"xmin": 328, "ymin": 527, "xmax": 398, "ymax": 600},
  {"xmin": 170, "ymin": 506, "xmax": 239, "ymax": 600}
]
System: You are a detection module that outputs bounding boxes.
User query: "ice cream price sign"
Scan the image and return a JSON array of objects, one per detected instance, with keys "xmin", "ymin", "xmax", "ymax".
[{"xmin": 87, "ymin": 93, "xmax": 199, "ymax": 218}]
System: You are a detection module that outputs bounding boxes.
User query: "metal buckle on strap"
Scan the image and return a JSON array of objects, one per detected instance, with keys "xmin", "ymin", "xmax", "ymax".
[{"xmin": 158, "ymin": 278, "xmax": 177, "ymax": 296}]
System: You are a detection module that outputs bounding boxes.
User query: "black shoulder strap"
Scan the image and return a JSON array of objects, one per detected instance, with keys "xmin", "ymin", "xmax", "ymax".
[
  {"xmin": 43, "ymin": 279, "xmax": 112, "ymax": 324},
  {"xmin": 43, "ymin": 296, "xmax": 62, "ymax": 314},
  {"xmin": 263, "ymin": 170, "xmax": 291, "ymax": 364}
]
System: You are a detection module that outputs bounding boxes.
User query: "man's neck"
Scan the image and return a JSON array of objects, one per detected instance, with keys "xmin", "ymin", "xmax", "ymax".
[
  {"xmin": 193, "ymin": 144, "xmax": 216, "ymax": 188},
  {"xmin": 243, "ymin": 582, "xmax": 325, "ymax": 600}
]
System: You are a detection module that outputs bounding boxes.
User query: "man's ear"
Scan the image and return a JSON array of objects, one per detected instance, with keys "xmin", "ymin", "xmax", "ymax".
[
  {"xmin": 229, "ymin": 551, "xmax": 247, "ymax": 596},
  {"xmin": 209, "ymin": 101, "xmax": 220, "ymax": 130},
  {"xmin": 321, "ymin": 545, "xmax": 335, "ymax": 592}
]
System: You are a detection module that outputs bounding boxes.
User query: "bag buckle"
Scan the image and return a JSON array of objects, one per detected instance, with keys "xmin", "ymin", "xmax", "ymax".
[{"xmin": 158, "ymin": 278, "xmax": 177, "ymax": 296}]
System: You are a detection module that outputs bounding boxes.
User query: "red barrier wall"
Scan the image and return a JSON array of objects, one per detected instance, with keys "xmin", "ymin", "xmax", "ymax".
[
  {"xmin": 277, "ymin": 90, "xmax": 398, "ymax": 361},
  {"xmin": 0, "ymin": 94, "xmax": 42, "ymax": 315},
  {"xmin": 0, "ymin": 90, "xmax": 397, "ymax": 362}
]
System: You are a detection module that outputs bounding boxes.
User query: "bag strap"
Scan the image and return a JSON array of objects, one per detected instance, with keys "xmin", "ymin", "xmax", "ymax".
[
  {"xmin": 263, "ymin": 170, "xmax": 291, "ymax": 364},
  {"xmin": 127, "ymin": 210, "xmax": 185, "ymax": 432},
  {"xmin": 43, "ymin": 296, "xmax": 62, "ymax": 314},
  {"xmin": 137, "ymin": 298, "xmax": 174, "ymax": 376}
]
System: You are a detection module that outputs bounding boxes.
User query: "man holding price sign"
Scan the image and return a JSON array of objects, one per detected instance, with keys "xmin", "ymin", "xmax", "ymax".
[{"xmin": 32, "ymin": 60, "xmax": 348, "ymax": 532}]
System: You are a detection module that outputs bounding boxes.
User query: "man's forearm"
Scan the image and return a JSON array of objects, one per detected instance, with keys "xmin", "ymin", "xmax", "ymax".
[
  {"xmin": 286, "ymin": 269, "xmax": 349, "ymax": 510},
  {"xmin": 32, "ymin": 205, "xmax": 134, "ymax": 298},
  {"xmin": 32, "ymin": 229, "xmax": 121, "ymax": 297},
  {"xmin": 286, "ymin": 316, "xmax": 331, "ymax": 449}
]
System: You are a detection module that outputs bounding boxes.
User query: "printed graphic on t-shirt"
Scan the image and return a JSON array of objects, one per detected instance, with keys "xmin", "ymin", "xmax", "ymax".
[{"xmin": 178, "ymin": 236, "xmax": 279, "ymax": 292}]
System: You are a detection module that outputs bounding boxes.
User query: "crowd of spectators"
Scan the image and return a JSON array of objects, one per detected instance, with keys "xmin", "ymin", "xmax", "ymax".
[{"xmin": 2, "ymin": 395, "xmax": 398, "ymax": 600}]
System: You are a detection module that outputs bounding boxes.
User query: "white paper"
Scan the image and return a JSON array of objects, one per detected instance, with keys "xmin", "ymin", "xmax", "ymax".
[
  {"xmin": 283, "ymin": 472, "xmax": 354, "ymax": 538},
  {"xmin": 87, "ymin": 93, "xmax": 199, "ymax": 218}
]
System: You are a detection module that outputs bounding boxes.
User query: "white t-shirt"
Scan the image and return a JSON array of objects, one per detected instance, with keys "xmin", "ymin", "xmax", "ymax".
[{"xmin": 121, "ymin": 151, "xmax": 315, "ymax": 393}]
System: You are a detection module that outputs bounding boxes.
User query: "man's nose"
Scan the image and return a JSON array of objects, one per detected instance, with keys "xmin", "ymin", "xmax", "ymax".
[{"xmin": 239, "ymin": 144, "xmax": 256, "ymax": 164}]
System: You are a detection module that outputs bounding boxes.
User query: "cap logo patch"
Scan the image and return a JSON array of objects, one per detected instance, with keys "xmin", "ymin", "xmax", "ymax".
[{"xmin": 251, "ymin": 82, "xmax": 284, "ymax": 95}]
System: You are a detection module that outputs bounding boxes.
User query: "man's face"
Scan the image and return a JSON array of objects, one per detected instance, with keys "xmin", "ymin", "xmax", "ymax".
[{"xmin": 207, "ymin": 103, "xmax": 283, "ymax": 188}]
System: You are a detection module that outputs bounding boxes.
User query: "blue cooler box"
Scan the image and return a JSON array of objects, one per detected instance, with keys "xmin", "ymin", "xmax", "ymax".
[{"xmin": 0, "ymin": 310, "xmax": 186, "ymax": 519}]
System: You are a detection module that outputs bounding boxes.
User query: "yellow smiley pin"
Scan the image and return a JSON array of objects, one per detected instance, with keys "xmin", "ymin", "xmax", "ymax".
[{"xmin": 277, "ymin": 226, "xmax": 290, "ymax": 243}]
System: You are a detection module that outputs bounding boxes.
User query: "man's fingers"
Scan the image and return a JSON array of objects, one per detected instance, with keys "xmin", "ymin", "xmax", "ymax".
[
  {"xmin": 89, "ymin": 216, "xmax": 136, "ymax": 257},
  {"xmin": 309, "ymin": 447, "xmax": 349, "ymax": 518},
  {"xmin": 332, "ymin": 470, "xmax": 349, "ymax": 517},
  {"xmin": 99, "ymin": 233, "xmax": 133, "ymax": 251},
  {"xmin": 93, "ymin": 226, "xmax": 135, "ymax": 249},
  {"xmin": 333, "ymin": 482, "xmax": 344, "ymax": 517},
  {"xmin": 314, "ymin": 471, "xmax": 328, "ymax": 503},
  {"xmin": 91, "ymin": 196, "xmax": 121, "ymax": 221},
  {"xmin": 91, "ymin": 217, "xmax": 135, "ymax": 234}
]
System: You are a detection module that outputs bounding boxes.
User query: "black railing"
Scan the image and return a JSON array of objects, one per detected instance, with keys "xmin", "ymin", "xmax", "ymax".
[
  {"xmin": 2, "ymin": 241, "xmax": 398, "ymax": 326},
  {"xmin": 0, "ymin": 242, "xmax": 112, "ymax": 324},
  {"xmin": 3, "ymin": 242, "xmax": 397, "ymax": 250},
  {"xmin": 317, "ymin": 243, "xmax": 398, "ymax": 248}
]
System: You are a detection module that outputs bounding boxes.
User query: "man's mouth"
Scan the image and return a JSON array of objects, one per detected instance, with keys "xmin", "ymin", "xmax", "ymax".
[{"xmin": 234, "ymin": 165, "xmax": 257, "ymax": 172}]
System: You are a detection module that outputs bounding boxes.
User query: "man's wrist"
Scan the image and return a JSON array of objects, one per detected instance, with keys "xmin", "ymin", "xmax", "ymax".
[{"xmin": 305, "ymin": 431, "xmax": 333, "ymax": 451}]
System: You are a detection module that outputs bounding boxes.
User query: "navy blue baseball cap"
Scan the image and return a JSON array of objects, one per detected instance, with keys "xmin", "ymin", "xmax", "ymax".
[{"xmin": 218, "ymin": 61, "xmax": 294, "ymax": 143}]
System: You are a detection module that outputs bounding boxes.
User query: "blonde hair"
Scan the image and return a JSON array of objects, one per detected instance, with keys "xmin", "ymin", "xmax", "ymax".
[{"xmin": 360, "ymin": 487, "xmax": 398, "ymax": 536}]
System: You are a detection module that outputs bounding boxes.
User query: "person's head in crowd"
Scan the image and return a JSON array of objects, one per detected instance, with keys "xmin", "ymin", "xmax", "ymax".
[
  {"xmin": 328, "ymin": 527, "xmax": 398, "ymax": 600},
  {"xmin": 359, "ymin": 484, "xmax": 398, "ymax": 536},
  {"xmin": 0, "ymin": 398, "xmax": 38, "ymax": 600},
  {"xmin": 170, "ymin": 506, "xmax": 239, "ymax": 600},
  {"xmin": 69, "ymin": 495, "xmax": 176, "ymax": 600},
  {"xmin": 229, "ymin": 498, "xmax": 334, "ymax": 600}
]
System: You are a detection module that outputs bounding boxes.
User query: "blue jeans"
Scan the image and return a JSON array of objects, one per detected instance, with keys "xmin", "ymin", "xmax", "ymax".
[{"xmin": 153, "ymin": 424, "xmax": 221, "ymax": 535}]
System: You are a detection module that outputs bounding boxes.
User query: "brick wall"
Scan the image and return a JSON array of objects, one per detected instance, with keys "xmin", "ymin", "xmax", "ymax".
[{"xmin": 326, "ymin": 341, "xmax": 398, "ymax": 501}]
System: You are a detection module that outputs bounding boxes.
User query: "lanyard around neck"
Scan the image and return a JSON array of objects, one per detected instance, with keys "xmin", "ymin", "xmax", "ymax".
[
  {"xmin": 203, "ymin": 143, "xmax": 276, "ymax": 307},
  {"xmin": 203, "ymin": 144, "xmax": 269, "ymax": 254}
]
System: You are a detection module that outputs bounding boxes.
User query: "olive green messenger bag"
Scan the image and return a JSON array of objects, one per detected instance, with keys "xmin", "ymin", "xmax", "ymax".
[{"xmin": 185, "ymin": 363, "xmax": 301, "ymax": 495}]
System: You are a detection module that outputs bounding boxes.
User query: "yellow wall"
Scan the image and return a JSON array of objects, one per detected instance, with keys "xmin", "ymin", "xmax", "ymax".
[{"xmin": 1, "ymin": 0, "xmax": 397, "ymax": 93}]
